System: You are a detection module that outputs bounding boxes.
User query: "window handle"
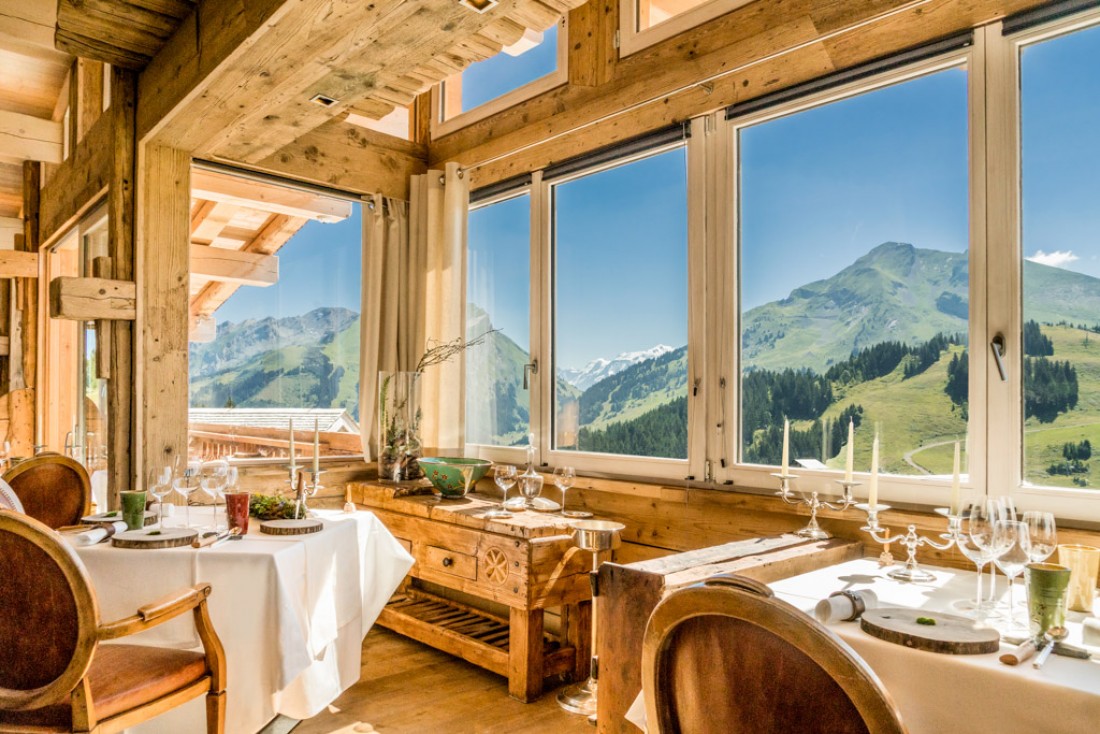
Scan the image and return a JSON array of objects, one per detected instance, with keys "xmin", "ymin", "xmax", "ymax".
[
  {"xmin": 991, "ymin": 333, "xmax": 1008, "ymax": 382},
  {"xmin": 523, "ymin": 359, "xmax": 539, "ymax": 390}
]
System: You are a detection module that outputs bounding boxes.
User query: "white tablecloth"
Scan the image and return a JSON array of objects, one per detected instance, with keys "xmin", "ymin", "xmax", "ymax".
[
  {"xmin": 626, "ymin": 558, "xmax": 1100, "ymax": 733},
  {"xmin": 75, "ymin": 507, "xmax": 414, "ymax": 733}
]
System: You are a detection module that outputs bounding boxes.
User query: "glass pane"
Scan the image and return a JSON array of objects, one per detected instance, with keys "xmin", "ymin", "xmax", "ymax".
[
  {"xmin": 637, "ymin": 0, "xmax": 712, "ymax": 31},
  {"xmin": 738, "ymin": 68, "xmax": 970, "ymax": 479},
  {"xmin": 188, "ymin": 205, "xmax": 363, "ymax": 460},
  {"xmin": 466, "ymin": 194, "xmax": 531, "ymax": 446},
  {"xmin": 553, "ymin": 148, "xmax": 689, "ymax": 459},
  {"xmin": 80, "ymin": 222, "xmax": 108, "ymax": 473},
  {"xmin": 458, "ymin": 23, "xmax": 558, "ymax": 113},
  {"xmin": 1021, "ymin": 24, "xmax": 1100, "ymax": 489}
]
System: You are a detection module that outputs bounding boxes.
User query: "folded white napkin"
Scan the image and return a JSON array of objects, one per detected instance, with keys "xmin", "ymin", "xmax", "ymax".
[
  {"xmin": 815, "ymin": 589, "xmax": 878, "ymax": 623},
  {"xmin": 63, "ymin": 521, "xmax": 128, "ymax": 547}
]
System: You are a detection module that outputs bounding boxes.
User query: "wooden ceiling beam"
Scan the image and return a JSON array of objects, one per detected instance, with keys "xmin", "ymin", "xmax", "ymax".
[
  {"xmin": 190, "ymin": 244, "xmax": 278, "ymax": 287},
  {"xmin": 54, "ymin": 0, "xmax": 196, "ymax": 69},
  {"xmin": 0, "ymin": 250, "xmax": 39, "ymax": 279},
  {"xmin": 190, "ymin": 168, "xmax": 352, "ymax": 223},
  {"xmin": 0, "ymin": 110, "xmax": 63, "ymax": 165}
]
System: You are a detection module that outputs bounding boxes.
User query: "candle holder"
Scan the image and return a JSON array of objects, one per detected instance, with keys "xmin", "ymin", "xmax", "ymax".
[
  {"xmin": 857, "ymin": 504, "xmax": 963, "ymax": 582},
  {"xmin": 285, "ymin": 467, "xmax": 324, "ymax": 518},
  {"xmin": 773, "ymin": 474, "xmax": 858, "ymax": 540}
]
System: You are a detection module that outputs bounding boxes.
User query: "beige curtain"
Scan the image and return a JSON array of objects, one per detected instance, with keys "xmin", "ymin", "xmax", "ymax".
[{"xmin": 359, "ymin": 162, "xmax": 468, "ymax": 460}]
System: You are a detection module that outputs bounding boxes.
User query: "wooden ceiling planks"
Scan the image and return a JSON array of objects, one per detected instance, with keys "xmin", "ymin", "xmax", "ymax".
[{"xmin": 54, "ymin": 0, "xmax": 196, "ymax": 70}]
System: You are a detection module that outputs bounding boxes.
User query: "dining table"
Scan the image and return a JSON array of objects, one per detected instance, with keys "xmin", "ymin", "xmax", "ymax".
[
  {"xmin": 73, "ymin": 506, "xmax": 414, "ymax": 734},
  {"xmin": 625, "ymin": 557, "xmax": 1100, "ymax": 734}
]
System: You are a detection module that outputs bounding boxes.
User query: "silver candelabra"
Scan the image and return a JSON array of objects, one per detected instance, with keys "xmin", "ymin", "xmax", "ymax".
[
  {"xmin": 286, "ymin": 467, "xmax": 325, "ymax": 518},
  {"xmin": 856, "ymin": 504, "xmax": 964, "ymax": 582},
  {"xmin": 773, "ymin": 473, "xmax": 859, "ymax": 540}
]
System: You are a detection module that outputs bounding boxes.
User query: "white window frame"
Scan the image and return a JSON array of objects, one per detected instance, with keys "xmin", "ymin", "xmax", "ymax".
[
  {"xmin": 618, "ymin": 0, "xmax": 755, "ymax": 57},
  {"xmin": 717, "ymin": 46, "xmax": 986, "ymax": 512},
  {"xmin": 464, "ymin": 177, "xmax": 542, "ymax": 467},
  {"xmin": 432, "ymin": 17, "xmax": 568, "ymax": 138},
  {"xmin": 989, "ymin": 7, "xmax": 1100, "ymax": 523},
  {"xmin": 536, "ymin": 136, "xmax": 706, "ymax": 481}
]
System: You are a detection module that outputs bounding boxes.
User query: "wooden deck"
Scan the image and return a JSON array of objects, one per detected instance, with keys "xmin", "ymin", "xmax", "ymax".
[{"xmin": 292, "ymin": 627, "xmax": 594, "ymax": 734}]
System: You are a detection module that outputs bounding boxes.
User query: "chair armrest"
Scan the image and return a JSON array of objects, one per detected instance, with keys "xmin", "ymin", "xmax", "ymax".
[
  {"xmin": 704, "ymin": 573, "xmax": 774, "ymax": 598},
  {"xmin": 98, "ymin": 583, "xmax": 213, "ymax": 640}
]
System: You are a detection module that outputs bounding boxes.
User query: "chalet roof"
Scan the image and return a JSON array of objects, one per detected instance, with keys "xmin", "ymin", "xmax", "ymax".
[{"xmin": 189, "ymin": 408, "xmax": 360, "ymax": 434}]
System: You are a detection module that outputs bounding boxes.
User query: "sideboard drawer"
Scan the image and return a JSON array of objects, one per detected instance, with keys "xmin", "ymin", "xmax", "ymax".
[{"xmin": 423, "ymin": 544, "xmax": 477, "ymax": 581}]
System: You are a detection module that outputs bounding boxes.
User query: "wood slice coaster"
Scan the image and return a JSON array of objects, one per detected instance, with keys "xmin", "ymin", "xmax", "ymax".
[
  {"xmin": 860, "ymin": 607, "xmax": 1000, "ymax": 655},
  {"xmin": 260, "ymin": 518, "xmax": 323, "ymax": 536},
  {"xmin": 83, "ymin": 511, "xmax": 156, "ymax": 527},
  {"xmin": 112, "ymin": 527, "xmax": 198, "ymax": 549}
]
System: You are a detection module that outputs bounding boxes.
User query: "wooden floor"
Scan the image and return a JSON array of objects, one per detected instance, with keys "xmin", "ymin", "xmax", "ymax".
[{"xmin": 292, "ymin": 628, "xmax": 594, "ymax": 734}]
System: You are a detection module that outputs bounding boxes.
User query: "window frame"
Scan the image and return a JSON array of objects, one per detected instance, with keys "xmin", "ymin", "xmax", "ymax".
[
  {"xmin": 432, "ymin": 17, "xmax": 569, "ymax": 138},
  {"xmin": 989, "ymin": 7, "xmax": 1100, "ymax": 523},
  {"xmin": 536, "ymin": 136, "xmax": 705, "ymax": 481},
  {"xmin": 618, "ymin": 0, "xmax": 755, "ymax": 57},
  {"xmin": 716, "ymin": 46, "xmax": 985, "ymax": 511}
]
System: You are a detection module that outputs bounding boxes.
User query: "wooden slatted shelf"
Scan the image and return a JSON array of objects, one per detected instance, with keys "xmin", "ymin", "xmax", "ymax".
[{"xmin": 378, "ymin": 589, "xmax": 576, "ymax": 682}]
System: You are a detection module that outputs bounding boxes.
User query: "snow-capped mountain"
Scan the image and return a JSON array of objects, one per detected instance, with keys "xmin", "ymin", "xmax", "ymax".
[{"xmin": 559, "ymin": 344, "xmax": 675, "ymax": 391}]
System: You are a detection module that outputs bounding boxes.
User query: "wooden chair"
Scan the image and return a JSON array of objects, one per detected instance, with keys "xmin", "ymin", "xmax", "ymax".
[
  {"xmin": 642, "ymin": 574, "xmax": 906, "ymax": 734},
  {"xmin": 0, "ymin": 510, "xmax": 226, "ymax": 734},
  {"xmin": 2, "ymin": 454, "xmax": 91, "ymax": 528}
]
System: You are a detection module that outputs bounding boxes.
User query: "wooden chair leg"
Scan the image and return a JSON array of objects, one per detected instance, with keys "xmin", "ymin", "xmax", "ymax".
[{"xmin": 206, "ymin": 690, "xmax": 226, "ymax": 734}]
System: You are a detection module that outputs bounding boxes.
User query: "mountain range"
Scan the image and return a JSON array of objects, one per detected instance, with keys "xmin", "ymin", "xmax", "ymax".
[{"xmin": 560, "ymin": 345, "xmax": 675, "ymax": 391}]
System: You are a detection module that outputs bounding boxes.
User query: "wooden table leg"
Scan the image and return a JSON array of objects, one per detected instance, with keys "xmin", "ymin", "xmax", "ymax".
[
  {"xmin": 508, "ymin": 606, "xmax": 544, "ymax": 702},
  {"xmin": 561, "ymin": 601, "xmax": 592, "ymax": 681}
]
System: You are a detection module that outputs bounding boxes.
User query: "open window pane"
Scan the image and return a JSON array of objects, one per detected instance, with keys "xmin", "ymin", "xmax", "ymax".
[
  {"xmin": 636, "ymin": 0, "xmax": 712, "ymax": 31},
  {"xmin": 552, "ymin": 148, "xmax": 689, "ymax": 460},
  {"xmin": 466, "ymin": 194, "xmax": 532, "ymax": 447},
  {"xmin": 737, "ymin": 67, "xmax": 970, "ymax": 479},
  {"xmin": 1021, "ymin": 23, "xmax": 1100, "ymax": 489},
  {"xmin": 188, "ymin": 195, "xmax": 363, "ymax": 460}
]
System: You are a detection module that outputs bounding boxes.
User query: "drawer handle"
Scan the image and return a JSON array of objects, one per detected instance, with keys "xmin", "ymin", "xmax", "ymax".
[{"xmin": 442, "ymin": 557, "xmax": 454, "ymax": 568}]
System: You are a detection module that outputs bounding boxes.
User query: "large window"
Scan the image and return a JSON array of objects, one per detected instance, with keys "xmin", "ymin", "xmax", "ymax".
[
  {"xmin": 1019, "ymin": 21, "xmax": 1100, "ymax": 491},
  {"xmin": 551, "ymin": 147, "xmax": 689, "ymax": 461},
  {"xmin": 735, "ymin": 67, "xmax": 971, "ymax": 486},
  {"xmin": 466, "ymin": 192, "xmax": 532, "ymax": 447},
  {"xmin": 187, "ymin": 175, "xmax": 362, "ymax": 461}
]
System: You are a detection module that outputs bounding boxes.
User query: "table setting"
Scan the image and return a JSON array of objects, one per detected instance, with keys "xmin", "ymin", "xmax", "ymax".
[{"xmin": 66, "ymin": 474, "xmax": 414, "ymax": 734}]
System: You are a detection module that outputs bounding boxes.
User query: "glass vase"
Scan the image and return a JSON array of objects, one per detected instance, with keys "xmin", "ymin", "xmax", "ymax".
[{"xmin": 377, "ymin": 370, "xmax": 424, "ymax": 481}]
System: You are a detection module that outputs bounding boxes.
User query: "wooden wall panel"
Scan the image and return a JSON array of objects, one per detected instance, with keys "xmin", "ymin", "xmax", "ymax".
[{"xmin": 38, "ymin": 112, "xmax": 111, "ymax": 245}]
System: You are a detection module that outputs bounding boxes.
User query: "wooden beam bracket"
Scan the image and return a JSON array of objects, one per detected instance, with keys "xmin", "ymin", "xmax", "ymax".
[{"xmin": 49, "ymin": 276, "xmax": 136, "ymax": 321}]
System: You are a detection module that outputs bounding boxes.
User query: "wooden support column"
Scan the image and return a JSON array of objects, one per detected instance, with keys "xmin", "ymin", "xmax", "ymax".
[
  {"xmin": 109, "ymin": 67, "xmax": 137, "ymax": 502},
  {"xmin": 135, "ymin": 144, "xmax": 189, "ymax": 483},
  {"xmin": 21, "ymin": 162, "xmax": 39, "ymax": 451}
]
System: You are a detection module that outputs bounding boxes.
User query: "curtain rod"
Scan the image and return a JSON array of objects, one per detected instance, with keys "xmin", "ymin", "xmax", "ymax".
[
  {"xmin": 194, "ymin": 158, "xmax": 363, "ymax": 203},
  {"xmin": 462, "ymin": 0, "xmax": 935, "ymax": 176}
]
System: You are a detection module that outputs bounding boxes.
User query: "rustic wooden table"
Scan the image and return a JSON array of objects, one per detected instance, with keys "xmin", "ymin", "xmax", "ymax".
[{"xmin": 348, "ymin": 481, "xmax": 593, "ymax": 702}]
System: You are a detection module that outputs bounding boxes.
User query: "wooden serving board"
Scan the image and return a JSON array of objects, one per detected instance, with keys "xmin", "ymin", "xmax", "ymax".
[
  {"xmin": 83, "ymin": 511, "xmax": 156, "ymax": 527},
  {"xmin": 112, "ymin": 527, "xmax": 198, "ymax": 549},
  {"xmin": 260, "ymin": 518, "xmax": 323, "ymax": 535},
  {"xmin": 860, "ymin": 607, "xmax": 1000, "ymax": 655}
]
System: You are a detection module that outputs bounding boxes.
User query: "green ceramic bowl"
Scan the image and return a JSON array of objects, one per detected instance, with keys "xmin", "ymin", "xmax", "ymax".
[{"xmin": 418, "ymin": 457, "xmax": 492, "ymax": 498}]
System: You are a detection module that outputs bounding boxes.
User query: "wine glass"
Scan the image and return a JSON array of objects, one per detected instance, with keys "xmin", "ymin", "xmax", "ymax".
[
  {"xmin": 485, "ymin": 465, "xmax": 516, "ymax": 519},
  {"xmin": 200, "ymin": 460, "xmax": 229, "ymax": 531},
  {"xmin": 1022, "ymin": 511, "xmax": 1057, "ymax": 563},
  {"xmin": 993, "ymin": 520, "xmax": 1030, "ymax": 630},
  {"xmin": 173, "ymin": 459, "xmax": 201, "ymax": 529},
  {"xmin": 961, "ymin": 501, "xmax": 999, "ymax": 618},
  {"xmin": 555, "ymin": 466, "xmax": 590, "ymax": 519},
  {"xmin": 149, "ymin": 466, "xmax": 173, "ymax": 529},
  {"xmin": 985, "ymin": 497, "xmax": 1017, "ymax": 603}
]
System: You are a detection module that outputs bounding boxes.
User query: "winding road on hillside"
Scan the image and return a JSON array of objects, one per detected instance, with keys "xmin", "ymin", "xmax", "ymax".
[{"xmin": 903, "ymin": 439, "xmax": 957, "ymax": 474}]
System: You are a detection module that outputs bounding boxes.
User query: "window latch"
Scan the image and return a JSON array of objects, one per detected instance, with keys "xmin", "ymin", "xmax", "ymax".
[
  {"xmin": 991, "ymin": 333, "xmax": 1008, "ymax": 382},
  {"xmin": 523, "ymin": 359, "xmax": 539, "ymax": 390}
]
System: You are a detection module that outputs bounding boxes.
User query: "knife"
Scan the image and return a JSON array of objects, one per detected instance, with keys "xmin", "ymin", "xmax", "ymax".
[
  {"xmin": 192, "ymin": 527, "xmax": 242, "ymax": 548},
  {"xmin": 1003, "ymin": 635, "xmax": 1092, "ymax": 660}
]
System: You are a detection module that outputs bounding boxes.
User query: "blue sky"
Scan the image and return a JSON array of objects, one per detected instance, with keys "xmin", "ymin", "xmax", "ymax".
[
  {"xmin": 214, "ymin": 206, "xmax": 363, "ymax": 324},
  {"xmin": 468, "ymin": 195, "xmax": 530, "ymax": 346},
  {"xmin": 461, "ymin": 24, "xmax": 558, "ymax": 112}
]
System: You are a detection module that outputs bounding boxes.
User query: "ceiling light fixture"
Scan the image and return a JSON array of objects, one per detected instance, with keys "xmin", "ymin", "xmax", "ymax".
[
  {"xmin": 309, "ymin": 93, "xmax": 340, "ymax": 108},
  {"xmin": 458, "ymin": 0, "xmax": 498, "ymax": 13}
]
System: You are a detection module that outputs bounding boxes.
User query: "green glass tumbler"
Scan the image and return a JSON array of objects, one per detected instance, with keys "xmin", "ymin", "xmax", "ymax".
[
  {"xmin": 120, "ymin": 490, "xmax": 147, "ymax": 531},
  {"xmin": 1025, "ymin": 562, "xmax": 1071, "ymax": 642}
]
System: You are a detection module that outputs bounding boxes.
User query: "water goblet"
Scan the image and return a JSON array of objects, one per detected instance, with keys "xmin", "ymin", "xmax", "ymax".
[
  {"xmin": 993, "ymin": 520, "xmax": 1031, "ymax": 630},
  {"xmin": 149, "ymin": 466, "xmax": 173, "ymax": 529},
  {"xmin": 959, "ymin": 501, "xmax": 999, "ymax": 618},
  {"xmin": 173, "ymin": 459, "xmax": 201, "ymax": 529},
  {"xmin": 484, "ymin": 465, "xmax": 516, "ymax": 519},
  {"xmin": 200, "ymin": 460, "xmax": 229, "ymax": 530},
  {"xmin": 517, "ymin": 472, "xmax": 544, "ymax": 510}
]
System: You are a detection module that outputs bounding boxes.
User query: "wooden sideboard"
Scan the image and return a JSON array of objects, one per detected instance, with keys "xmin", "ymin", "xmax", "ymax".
[{"xmin": 348, "ymin": 481, "xmax": 592, "ymax": 702}]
